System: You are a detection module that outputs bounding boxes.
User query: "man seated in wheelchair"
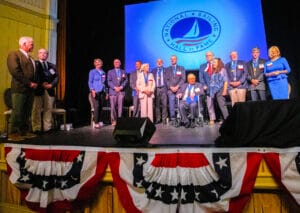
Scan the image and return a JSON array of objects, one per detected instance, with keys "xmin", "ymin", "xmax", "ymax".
[{"xmin": 176, "ymin": 73, "xmax": 204, "ymax": 128}]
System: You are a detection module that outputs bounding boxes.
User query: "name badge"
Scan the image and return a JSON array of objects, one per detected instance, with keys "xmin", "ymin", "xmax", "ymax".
[
  {"xmin": 49, "ymin": 68, "xmax": 55, "ymax": 75},
  {"xmin": 259, "ymin": 64, "xmax": 264, "ymax": 69},
  {"xmin": 176, "ymin": 71, "xmax": 182, "ymax": 76},
  {"xmin": 237, "ymin": 65, "xmax": 244, "ymax": 70},
  {"xmin": 267, "ymin": 62, "xmax": 273, "ymax": 67}
]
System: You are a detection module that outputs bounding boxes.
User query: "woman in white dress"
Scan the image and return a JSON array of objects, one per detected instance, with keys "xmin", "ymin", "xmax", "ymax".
[{"xmin": 136, "ymin": 63, "xmax": 156, "ymax": 122}]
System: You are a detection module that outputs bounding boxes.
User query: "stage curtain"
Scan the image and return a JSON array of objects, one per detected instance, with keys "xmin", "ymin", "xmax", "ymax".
[{"xmin": 56, "ymin": 0, "xmax": 67, "ymax": 101}]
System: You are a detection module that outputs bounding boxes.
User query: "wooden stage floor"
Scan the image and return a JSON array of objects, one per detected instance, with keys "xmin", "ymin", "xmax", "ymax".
[{"xmin": 0, "ymin": 123, "xmax": 221, "ymax": 148}]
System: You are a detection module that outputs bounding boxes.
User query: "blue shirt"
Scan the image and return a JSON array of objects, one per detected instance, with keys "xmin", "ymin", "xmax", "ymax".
[{"xmin": 88, "ymin": 68, "xmax": 106, "ymax": 92}]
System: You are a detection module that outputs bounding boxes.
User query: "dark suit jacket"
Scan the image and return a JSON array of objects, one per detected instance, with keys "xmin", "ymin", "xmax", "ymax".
[
  {"xmin": 199, "ymin": 62, "xmax": 211, "ymax": 87},
  {"xmin": 246, "ymin": 58, "xmax": 266, "ymax": 90},
  {"xmin": 129, "ymin": 70, "xmax": 138, "ymax": 91},
  {"xmin": 7, "ymin": 50, "xmax": 34, "ymax": 93},
  {"xmin": 34, "ymin": 61, "xmax": 59, "ymax": 96},
  {"xmin": 165, "ymin": 65, "xmax": 186, "ymax": 89},
  {"xmin": 107, "ymin": 68, "xmax": 128, "ymax": 95},
  {"xmin": 151, "ymin": 67, "xmax": 169, "ymax": 90}
]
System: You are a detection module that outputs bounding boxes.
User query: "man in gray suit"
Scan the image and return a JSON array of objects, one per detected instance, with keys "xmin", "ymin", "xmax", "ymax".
[
  {"xmin": 129, "ymin": 60, "xmax": 142, "ymax": 117},
  {"xmin": 7, "ymin": 36, "xmax": 37, "ymax": 141},
  {"xmin": 165, "ymin": 55, "xmax": 186, "ymax": 124},
  {"xmin": 107, "ymin": 58, "xmax": 128, "ymax": 126}
]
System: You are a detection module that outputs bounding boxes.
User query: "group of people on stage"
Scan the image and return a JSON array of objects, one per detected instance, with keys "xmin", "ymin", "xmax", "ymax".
[
  {"xmin": 89, "ymin": 45, "xmax": 292, "ymax": 129},
  {"xmin": 6, "ymin": 36, "xmax": 59, "ymax": 141}
]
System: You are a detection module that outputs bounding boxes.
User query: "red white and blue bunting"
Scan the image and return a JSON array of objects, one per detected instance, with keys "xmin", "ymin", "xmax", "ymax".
[{"xmin": 4, "ymin": 144, "xmax": 300, "ymax": 213}]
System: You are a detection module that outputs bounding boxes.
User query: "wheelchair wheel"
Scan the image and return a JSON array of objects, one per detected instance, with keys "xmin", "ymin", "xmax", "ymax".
[
  {"xmin": 174, "ymin": 118, "xmax": 181, "ymax": 128},
  {"xmin": 195, "ymin": 117, "xmax": 204, "ymax": 127}
]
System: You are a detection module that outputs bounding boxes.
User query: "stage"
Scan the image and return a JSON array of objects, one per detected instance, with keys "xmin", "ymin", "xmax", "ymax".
[{"xmin": 1, "ymin": 123, "xmax": 220, "ymax": 148}]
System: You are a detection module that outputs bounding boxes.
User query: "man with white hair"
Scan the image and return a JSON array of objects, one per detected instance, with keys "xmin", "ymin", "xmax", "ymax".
[{"xmin": 7, "ymin": 36, "xmax": 37, "ymax": 141}]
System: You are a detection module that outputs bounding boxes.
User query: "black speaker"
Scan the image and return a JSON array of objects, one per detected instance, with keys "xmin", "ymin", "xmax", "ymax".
[{"xmin": 113, "ymin": 117, "xmax": 156, "ymax": 145}]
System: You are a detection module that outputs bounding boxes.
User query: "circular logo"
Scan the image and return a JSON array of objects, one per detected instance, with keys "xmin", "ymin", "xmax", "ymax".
[{"xmin": 162, "ymin": 10, "xmax": 221, "ymax": 53}]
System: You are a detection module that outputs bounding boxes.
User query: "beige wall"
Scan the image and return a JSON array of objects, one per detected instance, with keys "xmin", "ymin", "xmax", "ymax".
[{"xmin": 0, "ymin": 0, "xmax": 58, "ymax": 132}]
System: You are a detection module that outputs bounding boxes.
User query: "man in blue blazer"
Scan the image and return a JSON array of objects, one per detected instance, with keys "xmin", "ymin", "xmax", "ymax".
[
  {"xmin": 107, "ymin": 58, "xmax": 128, "ymax": 126},
  {"xmin": 224, "ymin": 51, "xmax": 248, "ymax": 106},
  {"xmin": 165, "ymin": 55, "xmax": 186, "ymax": 124}
]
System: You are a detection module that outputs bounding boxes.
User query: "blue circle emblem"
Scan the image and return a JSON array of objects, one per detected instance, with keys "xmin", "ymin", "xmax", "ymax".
[{"xmin": 162, "ymin": 10, "xmax": 221, "ymax": 53}]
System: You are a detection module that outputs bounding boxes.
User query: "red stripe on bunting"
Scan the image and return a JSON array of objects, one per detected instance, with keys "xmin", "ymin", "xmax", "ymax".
[
  {"xmin": 263, "ymin": 153, "xmax": 281, "ymax": 179},
  {"xmin": 108, "ymin": 152, "xmax": 142, "ymax": 213},
  {"xmin": 151, "ymin": 153, "xmax": 209, "ymax": 168},
  {"xmin": 24, "ymin": 149, "xmax": 81, "ymax": 161},
  {"xmin": 229, "ymin": 153, "xmax": 263, "ymax": 213},
  {"xmin": 4, "ymin": 147, "xmax": 12, "ymax": 175}
]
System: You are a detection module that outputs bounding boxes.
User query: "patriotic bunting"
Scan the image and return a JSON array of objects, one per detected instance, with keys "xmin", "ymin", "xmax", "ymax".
[{"xmin": 4, "ymin": 145, "xmax": 300, "ymax": 213}]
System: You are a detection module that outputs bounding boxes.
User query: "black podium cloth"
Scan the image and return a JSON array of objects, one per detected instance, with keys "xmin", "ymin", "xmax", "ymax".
[{"xmin": 215, "ymin": 100, "xmax": 300, "ymax": 148}]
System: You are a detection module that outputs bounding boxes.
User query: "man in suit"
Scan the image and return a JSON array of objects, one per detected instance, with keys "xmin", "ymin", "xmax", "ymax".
[
  {"xmin": 176, "ymin": 73, "xmax": 204, "ymax": 128},
  {"xmin": 129, "ymin": 60, "xmax": 142, "ymax": 117},
  {"xmin": 165, "ymin": 55, "xmax": 186, "ymax": 124},
  {"xmin": 107, "ymin": 58, "xmax": 128, "ymax": 126},
  {"xmin": 225, "ymin": 51, "xmax": 248, "ymax": 106},
  {"xmin": 199, "ymin": 51, "xmax": 215, "ymax": 124},
  {"xmin": 31, "ymin": 48, "xmax": 59, "ymax": 133},
  {"xmin": 6, "ymin": 36, "xmax": 37, "ymax": 141},
  {"xmin": 246, "ymin": 47, "xmax": 267, "ymax": 101},
  {"xmin": 152, "ymin": 58, "xmax": 169, "ymax": 124}
]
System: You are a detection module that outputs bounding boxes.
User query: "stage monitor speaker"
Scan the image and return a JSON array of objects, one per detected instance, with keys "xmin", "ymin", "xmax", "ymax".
[
  {"xmin": 113, "ymin": 117, "xmax": 156, "ymax": 145},
  {"xmin": 215, "ymin": 100, "xmax": 300, "ymax": 148}
]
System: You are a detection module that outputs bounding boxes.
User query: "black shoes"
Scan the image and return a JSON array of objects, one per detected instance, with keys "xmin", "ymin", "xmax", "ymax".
[
  {"xmin": 184, "ymin": 121, "xmax": 190, "ymax": 128},
  {"xmin": 155, "ymin": 120, "xmax": 161, "ymax": 124}
]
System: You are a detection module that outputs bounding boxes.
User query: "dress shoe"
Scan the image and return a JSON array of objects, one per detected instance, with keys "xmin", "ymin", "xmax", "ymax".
[
  {"xmin": 155, "ymin": 120, "xmax": 161, "ymax": 124},
  {"xmin": 190, "ymin": 121, "xmax": 196, "ymax": 128},
  {"xmin": 33, "ymin": 130, "xmax": 43, "ymax": 135},
  {"xmin": 162, "ymin": 119, "xmax": 167, "ymax": 125},
  {"xmin": 94, "ymin": 123, "xmax": 101, "ymax": 129},
  {"xmin": 8, "ymin": 133, "xmax": 25, "ymax": 141},
  {"xmin": 22, "ymin": 132, "xmax": 37, "ymax": 139},
  {"xmin": 44, "ymin": 129, "xmax": 55, "ymax": 134},
  {"xmin": 184, "ymin": 121, "xmax": 190, "ymax": 128}
]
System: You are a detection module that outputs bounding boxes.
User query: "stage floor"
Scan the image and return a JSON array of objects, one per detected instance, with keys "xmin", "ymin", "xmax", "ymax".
[{"xmin": 1, "ymin": 123, "xmax": 221, "ymax": 148}]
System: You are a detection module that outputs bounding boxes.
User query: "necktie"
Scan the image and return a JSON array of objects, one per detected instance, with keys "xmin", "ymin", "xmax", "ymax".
[
  {"xmin": 188, "ymin": 84, "xmax": 193, "ymax": 97},
  {"xmin": 157, "ymin": 68, "xmax": 162, "ymax": 87},
  {"xmin": 207, "ymin": 63, "xmax": 212, "ymax": 76},
  {"xmin": 42, "ymin": 62, "xmax": 47, "ymax": 71},
  {"xmin": 173, "ymin": 66, "xmax": 176, "ymax": 76},
  {"xmin": 253, "ymin": 60, "xmax": 257, "ymax": 76},
  {"xmin": 116, "ymin": 69, "xmax": 120, "ymax": 80}
]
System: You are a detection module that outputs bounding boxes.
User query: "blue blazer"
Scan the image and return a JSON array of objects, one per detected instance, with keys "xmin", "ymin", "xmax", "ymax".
[
  {"xmin": 225, "ymin": 60, "xmax": 248, "ymax": 89},
  {"xmin": 199, "ymin": 62, "xmax": 211, "ymax": 87},
  {"xmin": 151, "ymin": 67, "xmax": 169, "ymax": 90},
  {"xmin": 107, "ymin": 68, "xmax": 128, "ymax": 95},
  {"xmin": 165, "ymin": 65, "xmax": 186, "ymax": 89}
]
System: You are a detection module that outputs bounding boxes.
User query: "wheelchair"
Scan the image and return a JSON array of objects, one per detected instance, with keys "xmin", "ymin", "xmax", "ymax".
[{"xmin": 173, "ymin": 94, "xmax": 204, "ymax": 128}]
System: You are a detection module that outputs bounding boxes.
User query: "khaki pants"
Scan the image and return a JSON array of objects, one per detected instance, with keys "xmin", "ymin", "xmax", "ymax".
[
  {"xmin": 31, "ymin": 90, "xmax": 55, "ymax": 132},
  {"xmin": 229, "ymin": 88, "xmax": 246, "ymax": 106}
]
